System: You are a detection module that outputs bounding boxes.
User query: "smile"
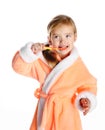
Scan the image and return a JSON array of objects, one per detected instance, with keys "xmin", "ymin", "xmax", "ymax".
[{"xmin": 58, "ymin": 46, "xmax": 69, "ymax": 51}]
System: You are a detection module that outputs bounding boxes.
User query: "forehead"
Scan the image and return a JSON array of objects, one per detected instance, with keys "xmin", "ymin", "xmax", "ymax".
[{"xmin": 52, "ymin": 24, "xmax": 74, "ymax": 34}]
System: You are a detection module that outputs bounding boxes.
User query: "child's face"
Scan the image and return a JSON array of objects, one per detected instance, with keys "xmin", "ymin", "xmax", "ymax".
[{"xmin": 48, "ymin": 24, "xmax": 77, "ymax": 58}]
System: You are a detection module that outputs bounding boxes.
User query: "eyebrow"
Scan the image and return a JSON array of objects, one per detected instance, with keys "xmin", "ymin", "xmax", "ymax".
[{"xmin": 52, "ymin": 32, "xmax": 73, "ymax": 36}]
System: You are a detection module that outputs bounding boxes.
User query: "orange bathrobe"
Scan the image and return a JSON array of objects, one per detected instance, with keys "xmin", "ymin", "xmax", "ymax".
[{"xmin": 12, "ymin": 42, "xmax": 97, "ymax": 130}]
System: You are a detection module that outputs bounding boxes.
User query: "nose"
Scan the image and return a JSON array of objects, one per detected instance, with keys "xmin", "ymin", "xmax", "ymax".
[{"xmin": 59, "ymin": 38, "xmax": 66, "ymax": 45}]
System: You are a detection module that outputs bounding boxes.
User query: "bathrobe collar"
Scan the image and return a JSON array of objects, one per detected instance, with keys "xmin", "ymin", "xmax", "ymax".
[{"xmin": 42, "ymin": 47, "xmax": 79, "ymax": 94}]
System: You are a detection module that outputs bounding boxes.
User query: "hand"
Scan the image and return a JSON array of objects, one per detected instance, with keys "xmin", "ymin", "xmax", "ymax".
[
  {"xmin": 31, "ymin": 43, "xmax": 44, "ymax": 54},
  {"xmin": 79, "ymin": 98, "xmax": 91, "ymax": 115}
]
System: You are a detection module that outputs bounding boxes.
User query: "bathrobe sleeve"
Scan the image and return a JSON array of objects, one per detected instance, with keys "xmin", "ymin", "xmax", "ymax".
[
  {"xmin": 12, "ymin": 42, "xmax": 51, "ymax": 84},
  {"xmin": 72, "ymin": 58, "xmax": 97, "ymax": 112}
]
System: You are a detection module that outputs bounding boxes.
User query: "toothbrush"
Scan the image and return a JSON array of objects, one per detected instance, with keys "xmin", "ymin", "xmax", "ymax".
[{"xmin": 44, "ymin": 46, "xmax": 66, "ymax": 51}]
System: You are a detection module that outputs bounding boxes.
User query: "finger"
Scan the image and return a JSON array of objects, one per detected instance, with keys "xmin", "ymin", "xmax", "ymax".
[
  {"xmin": 41, "ymin": 43, "xmax": 45, "ymax": 50},
  {"xmin": 83, "ymin": 107, "xmax": 89, "ymax": 115}
]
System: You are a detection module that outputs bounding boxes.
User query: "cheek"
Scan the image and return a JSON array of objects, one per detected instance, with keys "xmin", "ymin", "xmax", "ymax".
[
  {"xmin": 68, "ymin": 39, "xmax": 75, "ymax": 47},
  {"xmin": 68, "ymin": 44, "xmax": 74, "ymax": 52},
  {"xmin": 48, "ymin": 37, "xmax": 53, "ymax": 44},
  {"xmin": 70, "ymin": 38, "xmax": 75, "ymax": 43},
  {"xmin": 51, "ymin": 41, "xmax": 59, "ymax": 47}
]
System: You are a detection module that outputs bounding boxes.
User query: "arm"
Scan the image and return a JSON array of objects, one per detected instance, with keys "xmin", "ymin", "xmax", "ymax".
[
  {"xmin": 12, "ymin": 42, "xmax": 47, "ymax": 81},
  {"xmin": 73, "ymin": 58, "xmax": 97, "ymax": 115},
  {"xmin": 74, "ymin": 81, "xmax": 97, "ymax": 115}
]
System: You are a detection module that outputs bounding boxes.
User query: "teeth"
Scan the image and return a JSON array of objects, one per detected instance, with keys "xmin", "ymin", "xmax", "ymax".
[{"xmin": 57, "ymin": 46, "xmax": 69, "ymax": 50}]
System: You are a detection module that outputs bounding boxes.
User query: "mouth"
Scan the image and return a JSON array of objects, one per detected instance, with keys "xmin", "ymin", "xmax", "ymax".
[
  {"xmin": 44, "ymin": 46, "xmax": 69, "ymax": 51},
  {"xmin": 58, "ymin": 46, "xmax": 69, "ymax": 51}
]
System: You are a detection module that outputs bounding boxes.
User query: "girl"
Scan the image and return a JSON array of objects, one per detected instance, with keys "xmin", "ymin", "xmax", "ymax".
[{"xmin": 12, "ymin": 14, "xmax": 97, "ymax": 130}]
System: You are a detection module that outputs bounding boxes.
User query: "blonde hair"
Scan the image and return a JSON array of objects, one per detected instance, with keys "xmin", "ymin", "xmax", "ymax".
[{"xmin": 47, "ymin": 14, "xmax": 77, "ymax": 35}]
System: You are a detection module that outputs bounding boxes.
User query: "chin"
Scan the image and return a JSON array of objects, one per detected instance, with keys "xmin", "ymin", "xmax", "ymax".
[{"xmin": 60, "ymin": 51, "xmax": 71, "ymax": 58}]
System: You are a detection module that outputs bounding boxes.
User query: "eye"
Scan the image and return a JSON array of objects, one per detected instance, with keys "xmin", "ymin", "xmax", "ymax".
[
  {"xmin": 53, "ymin": 35, "xmax": 60, "ymax": 41},
  {"xmin": 54, "ymin": 35, "xmax": 59, "ymax": 39},
  {"xmin": 66, "ymin": 34, "xmax": 71, "ymax": 38}
]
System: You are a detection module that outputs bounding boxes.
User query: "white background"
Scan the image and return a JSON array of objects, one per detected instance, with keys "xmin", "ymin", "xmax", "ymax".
[{"xmin": 0, "ymin": 0, "xmax": 105, "ymax": 130}]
